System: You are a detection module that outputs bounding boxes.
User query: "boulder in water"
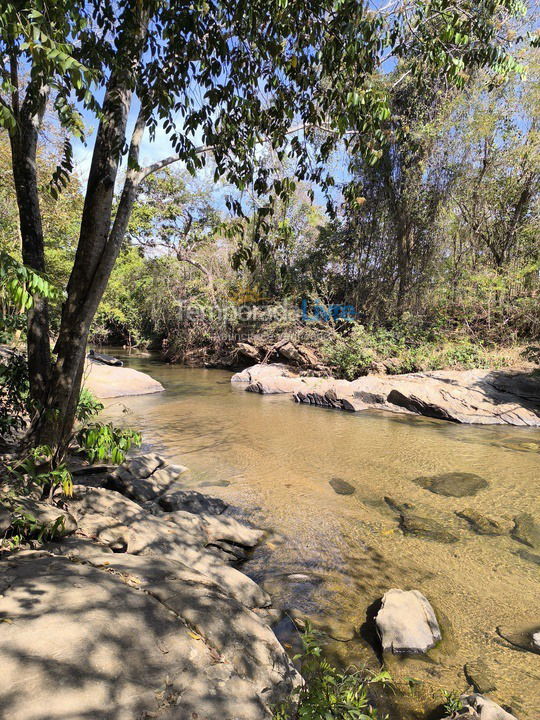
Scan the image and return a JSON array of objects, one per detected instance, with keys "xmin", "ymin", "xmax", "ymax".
[{"xmin": 375, "ymin": 588, "xmax": 441, "ymax": 654}]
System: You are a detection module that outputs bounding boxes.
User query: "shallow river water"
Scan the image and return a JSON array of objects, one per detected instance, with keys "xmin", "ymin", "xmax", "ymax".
[{"xmin": 101, "ymin": 352, "xmax": 540, "ymax": 718}]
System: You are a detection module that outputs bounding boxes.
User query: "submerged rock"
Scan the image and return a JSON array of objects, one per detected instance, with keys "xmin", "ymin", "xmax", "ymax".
[
  {"xmin": 375, "ymin": 588, "xmax": 441, "ymax": 654},
  {"xmin": 456, "ymin": 509, "xmax": 508, "ymax": 536},
  {"xmin": 496, "ymin": 624, "xmax": 540, "ymax": 655},
  {"xmin": 511, "ymin": 512, "xmax": 540, "ymax": 550},
  {"xmin": 464, "ymin": 658, "xmax": 497, "ymax": 694},
  {"xmin": 414, "ymin": 472, "xmax": 489, "ymax": 497},
  {"xmin": 329, "ymin": 477, "xmax": 355, "ymax": 495},
  {"xmin": 399, "ymin": 510, "xmax": 459, "ymax": 543}
]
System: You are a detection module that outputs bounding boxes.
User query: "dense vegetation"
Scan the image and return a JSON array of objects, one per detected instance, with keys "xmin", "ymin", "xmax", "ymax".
[{"xmin": 2, "ymin": 47, "xmax": 538, "ymax": 381}]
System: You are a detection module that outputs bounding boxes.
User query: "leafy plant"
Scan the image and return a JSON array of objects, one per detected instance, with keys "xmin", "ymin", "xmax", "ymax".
[
  {"xmin": 10, "ymin": 509, "xmax": 66, "ymax": 544},
  {"xmin": 274, "ymin": 622, "xmax": 391, "ymax": 719},
  {"xmin": 76, "ymin": 388, "xmax": 104, "ymax": 424},
  {"xmin": 441, "ymin": 689, "xmax": 463, "ymax": 715},
  {"xmin": 77, "ymin": 423, "xmax": 141, "ymax": 464},
  {"xmin": 7, "ymin": 445, "xmax": 74, "ymax": 498}
]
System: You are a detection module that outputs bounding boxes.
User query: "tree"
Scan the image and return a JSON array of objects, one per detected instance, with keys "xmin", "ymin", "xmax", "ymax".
[{"xmin": 0, "ymin": 0, "xmax": 528, "ymax": 453}]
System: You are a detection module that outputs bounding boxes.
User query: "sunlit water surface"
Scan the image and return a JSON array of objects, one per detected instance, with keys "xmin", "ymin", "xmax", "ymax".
[{"xmin": 100, "ymin": 352, "xmax": 540, "ymax": 718}]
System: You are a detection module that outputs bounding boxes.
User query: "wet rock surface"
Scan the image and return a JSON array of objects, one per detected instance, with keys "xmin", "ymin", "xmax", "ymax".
[
  {"xmin": 375, "ymin": 588, "xmax": 441, "ymax": 654},
  {"xmin": 464, "ymin": 658, "xmax": 497, "ymax": 694},
  {"xmin": 496, "ymin": 624, "xmax": 540, "ymax": 655}
]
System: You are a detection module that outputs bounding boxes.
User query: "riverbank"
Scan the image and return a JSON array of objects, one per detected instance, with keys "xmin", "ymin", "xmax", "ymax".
[{"xmin": 0, "ymin": 451, "xmax": 300, "ymax": 719}]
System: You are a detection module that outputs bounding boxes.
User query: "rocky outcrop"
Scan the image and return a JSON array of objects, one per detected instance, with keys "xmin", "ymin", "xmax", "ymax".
[
  {"xmin": 375, "ymin": 588, "xmax": 441, "ymax": 654},
  {"xmin": 0, "ymin": 453, "xmax": 299, "ymax": 719},
  {"xmin": 232, "ymin": 363, "xmax": 540, "ymax": 426},
  {"xmin": 83, "ymin": 358, "xmax": 164, "ymax": 398}
]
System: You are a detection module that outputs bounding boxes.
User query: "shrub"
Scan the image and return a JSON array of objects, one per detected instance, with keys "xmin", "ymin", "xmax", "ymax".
[
  {"xmin": 77, "ymin": 422, "xmax": 142, "ymax": 464},
  {"xmin": 274, "ymin": 622, "xmax": 390, "ymax": 719}
]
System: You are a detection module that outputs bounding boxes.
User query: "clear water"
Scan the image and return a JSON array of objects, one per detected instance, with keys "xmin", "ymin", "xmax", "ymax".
[{"xmin": 101, "ymin": 352, "xmax": 540, "ymax": 718}]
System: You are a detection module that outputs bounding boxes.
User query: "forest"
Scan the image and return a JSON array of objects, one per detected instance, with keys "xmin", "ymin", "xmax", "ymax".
[{"xmin": 2, "ymin": 48, "xmax": 538, "ymax": 383}]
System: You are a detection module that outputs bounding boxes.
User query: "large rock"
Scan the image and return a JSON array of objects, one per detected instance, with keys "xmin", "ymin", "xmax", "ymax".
[
  {"xmin": 0, "ymin": 551, "xmax": 298, "ymax": 720},
  {"xmin": 84, "ymin": 358, "xmax": 164, "ymax": 398},
  {"xmin": 445, "ymin": 694, "xmax": 518, "ymax": 720},
  {"xmin": 158, "ymin": 488, "xmax": 227, "ymax": 515},
  {"xmin": 109, "ymin": 458, "xmax": 188, "ymax": 503},
  {"xmin": 233, "ymin": 364, "xmax": 540, "ymax": 426},
  {"xmin": 69, "ymin": 486, "xmax": 268, "ymax": 608},
  {"xmin": 375, "ymin": 588, "xmax": 441, "ymax": 654}
]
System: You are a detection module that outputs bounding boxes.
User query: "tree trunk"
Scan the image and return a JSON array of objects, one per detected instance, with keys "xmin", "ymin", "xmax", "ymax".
[
  {"xmin": 31, "ymin": 3, "xmax": 150, "ymax": 453},
  {"xmin": 9, "ymin": 91, "xmax": 51, "ymax": 406}
]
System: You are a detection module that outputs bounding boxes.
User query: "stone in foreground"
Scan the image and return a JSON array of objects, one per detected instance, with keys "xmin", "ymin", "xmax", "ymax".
[
  {"xmin": 375, "ymin": 588, "xmax": 441, "ymax": 654},
  {"xmin": 0, "ymin": 552, "xmax": 298, "ymax": 720}
]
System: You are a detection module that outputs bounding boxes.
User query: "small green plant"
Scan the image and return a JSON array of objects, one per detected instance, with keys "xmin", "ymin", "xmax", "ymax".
[
  {"xmin": 76, "ymin": 388, "xmax": 105, "ymax": 424},
  {"xmin": 7, "ymin": 445, "xmax": 74, "ymax": 498},
  {"xmin": 441, "ymin": 689, "xmax": 463, "ymax": 715},
  {"xmin": 273, "ymin": 622, "xmax": 391, "ymax": 719},
  {"xmin": 77, "ymin": 422, "xmax": 142, "ymax": 464}
]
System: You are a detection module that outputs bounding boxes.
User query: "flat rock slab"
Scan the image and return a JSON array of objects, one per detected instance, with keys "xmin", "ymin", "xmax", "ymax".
[
  {"xmin": 400, "ymin": 511, "xmax": 459, "ymax": 543},
  {"xmin": 414, "ymin": 472, "xmax": 489, "ymax": 497},
  {"xmin": 0, "ymin": 552, "xmax": 297, "ymax": 720},
  {"xmin": 233, "ymin": 364, "xmax": 540, "ymax": 426},
  {"xmin": 84, "ymin": 359, "xmax": 164, "ymax": 398},
  {"xmin": 329, "ymin": 477, "xmax": 355, "ymax": 495},
  {"xmin": 375, "ymin": 588, "xmax": 441, "ymax": 654}
]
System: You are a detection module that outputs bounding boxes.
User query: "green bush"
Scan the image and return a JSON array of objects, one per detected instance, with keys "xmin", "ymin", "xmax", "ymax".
[
  {"xmin": 274, "ymin": 623, "xmax": 390, "ymax": 720},
  {"xmin": 77, "ymin": 422, "xmax": 142, "ymax": 464}
]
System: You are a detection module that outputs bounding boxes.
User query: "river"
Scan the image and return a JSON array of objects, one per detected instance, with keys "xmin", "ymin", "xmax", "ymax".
[{"xmin": 101, "ymin": 351, "xmax": 540, "ymax": 718}]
